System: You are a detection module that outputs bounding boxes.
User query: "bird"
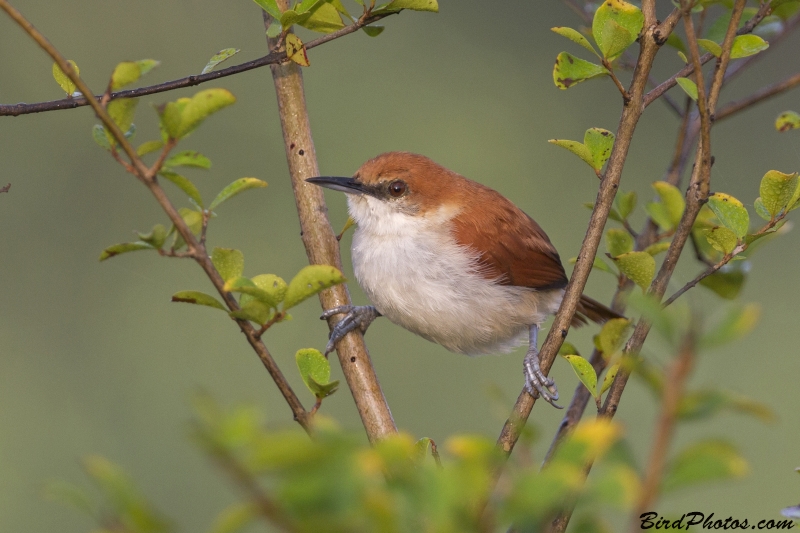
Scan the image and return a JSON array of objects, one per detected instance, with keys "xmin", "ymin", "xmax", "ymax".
[{"xmin": 307, "ymin": 152, "xmax": 620, "ymax": 407}]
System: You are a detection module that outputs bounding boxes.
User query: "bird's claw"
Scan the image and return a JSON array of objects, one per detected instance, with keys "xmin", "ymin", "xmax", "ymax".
[
  {"xmin": 523, "ymin": 348, "xmax": 562, "ymax": 409},
  {"xmin": 320, "ymin": 305, "xmax": 380, "ymax": 356}
]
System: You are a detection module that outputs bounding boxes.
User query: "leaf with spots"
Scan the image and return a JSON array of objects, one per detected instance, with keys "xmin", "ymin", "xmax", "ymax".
[
  {"xmin": 707, "ymin": 193, "xmax": 749, "ymax": 239},
  {"xmin": 776, "ymin": 111, "xmax": 800, "ymax": 132},
  {"xmin": 759, "ymin": 170, "xmax": 799, "ymax": 216},
  {"xmin": 552, "ymin": 52, "xmax": 608, "ymax": 90},
  {"xmin": 704, "ymin": 226, "xmax": 739, "ymax": 255},
  {"xmin": 611, "ymin": 251, "xmax": 655, "ymax": 290},
  {"xmin": 285, "ymin": 34, "xmax": 310, "ymax": 66},
  {"xmin": 562, "ymin": 354, "xmax": 598, "ymax": 398},
  {"xmin": 584, "ymin": 128, "xmax": 615, "ymax": 171},
  {"xmin": 592, "ymin": 0, "xmax": 643, "ymax": 60},
  {"xmin": 283, "ymin": 265, "xmax": 346, "ymax": 310}
]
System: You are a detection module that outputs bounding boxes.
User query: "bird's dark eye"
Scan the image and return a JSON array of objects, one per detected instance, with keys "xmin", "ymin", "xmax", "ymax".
[{"xmin": 388, "ymin": 180, "xmax": 407, "ymax": 197}]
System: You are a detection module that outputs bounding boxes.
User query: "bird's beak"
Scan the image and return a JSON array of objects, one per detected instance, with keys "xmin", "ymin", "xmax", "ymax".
[{"xmin": 306, "ymin": 176, "xmax": 369, "ymax": 195}]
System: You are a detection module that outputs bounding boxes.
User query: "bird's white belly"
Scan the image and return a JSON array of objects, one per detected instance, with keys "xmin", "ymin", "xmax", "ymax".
[{"xmin": 351, "ymin": 225, "xmax": 561, "ymax": 355}]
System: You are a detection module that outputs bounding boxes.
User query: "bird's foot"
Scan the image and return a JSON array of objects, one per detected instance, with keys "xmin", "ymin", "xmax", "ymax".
[
  {"xmin": 523, "ymin": 346, "xmax": 562, "ymax": 409},
  {"xmin": 320, "ymin": 305, "xmax": 381, "ymax": 356}
]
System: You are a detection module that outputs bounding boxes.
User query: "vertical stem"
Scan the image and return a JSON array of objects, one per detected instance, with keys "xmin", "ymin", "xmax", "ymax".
[{"xmin": 264, "ymin": 9, "xmax": 396, "ymax": 443}]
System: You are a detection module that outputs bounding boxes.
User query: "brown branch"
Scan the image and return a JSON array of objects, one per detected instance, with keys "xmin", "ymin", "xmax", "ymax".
[
  {"xmin": 496, "ymin": 0, "xmax": 664, "ymax": 458},
  {"xmin": 717, "ymin": 71, "xmax": 800, "ymax": 121},
  {"xmin": 0, "ymin": 11, "xmax": 393, "ymax": 117},
  {"xmin": 0, "ymin": 0, "xmax": 312, "ymax": 432},
  {"xmin": 629, "ymin": 332, "xmax": 696, "ymax": 529},
  {"xmin": 265, "ymin": 5, "xmax": 396, "ymax": 444}
]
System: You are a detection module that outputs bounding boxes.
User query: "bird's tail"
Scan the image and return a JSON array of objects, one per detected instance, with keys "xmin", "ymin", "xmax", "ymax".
[{"xmin": 571, "ymin": 294, "xmax": 624, "ymax": 327}]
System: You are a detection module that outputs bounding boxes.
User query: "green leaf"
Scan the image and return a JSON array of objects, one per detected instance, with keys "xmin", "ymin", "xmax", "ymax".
[
  {"xmin": 665, "ymin": 32, "xmax": 686, "ymax": 53},
  {"xmin": 571, "ymin": 256, "xmax": 617, "ymax": 276},
  {"xmin": 730, "ymin": 34, "xmax": 769, "ymax": 58},
  {"xmin": 700, "ymin": 303, "xmax": 760, "ymax": 349},
  {"xmin": 704, "ymin": 226, "xmax": 739, "ymax": 254},
  {"xmin": 373, "ymin": 0, "xmax": 439, "ymax": 14},
  {"xmin": 652, "ymin": 181, "xmax": 685, "ymax": 228},
  {"xmin": 159, "ymin": 170, "xmax": 204, "ymax": 208},
  {"xmin": 229, "ymin": 300, "xmax": 271, "ymax": 325},
  {"xmin": 548, "ymin": 138, "xmax": 595, "ymax": 168},
  {"xmin": 107, "ymin": 98, "xmax": 138, "ymax": 137},
  {"xmin": 553, "ymin": 52, "xmax": 608, "ymax": 90},
  {"xmin": 164, "ymin": 150, "xmax": 212, "ymax": 170},
  {"xmin": 179, "ymin": 207, "xmax": 204, "ymax": 235},
  {"xmin": 201, "ymin": 48, "xmax": 240, "ymax": 74},
  {"xmin": 699, "ymin": 262, "xmax": 747, "ymax": 299},
  {"xmin": 362, "ymin": 25, "xmax": 385, "ymax": 36},
  {"xmin": 595, "ymin": 318, "xmax": 631, "ymax": 358},
  {"xmin": 209, "ymin": 178, "xmax": 268, "ymax": 210},
  {"xmin": 678, "ymin": 389, "xmax": 774, "ymax": 422},
  {"xmin": 99, "ymin": 241, "xmax": 155, "ymax": 261},
  {"xmin": 283, "ymin": 265, "xmax": 346, "ymax": 310},
  {"xmin": 562, "ymin": 354, "xmax": 598, "ymax": 398},
  {"xmin": 249, "ymin": 274, "xmax": 288, "ymax": 307},
  {"xmin": 137, "ymin": 224, "xmax": 167, "ymax": 248},
  {"xmin": 600, "ymin": 362, "xmax": 620, "ymax": 395},
  {"xmin": 135, "ymin": 59, "xmax": 159, "ymax": 76},
  {"xmin": 606, "ymin": 228, "xmax": 633, "ymax": 257},
  {"xmin": 209, "ymin": 502, "xmax": 257, "ymax": 533},
  {"xmin": 675, "ymin": 77, "xmax": 698, "ymax": 100},
  {"xmin": 612, "ymin": 251, "xmax": 655, "ymax": 290},
  {"xmin": 296, "ymin": 348, "xmax": 338, "ymax": 397},
  {"xmin": 225, "ymin": 277, "xmax": 285, "ymax": 310},
  {"xmin": 584, "ymin": 128, "xmax": 615, "ymax": 171},
  {"xmin": 559, "ymin": 342, "xmax": 581, "ymax": 357},
  {"xmin": 643, "ymin": 241, "xmax": 671, "ymax": 256},
  {"xmin": 92, "ymin": 124, "xmax": 111, "ymax": 150},
  {"xmin": 137, "ymin": 140, "xmax": 164, "ymax": 156},
  {"xmin": 677, "ymin": 50, "xmax": 688, "ymax": 63},
  {"xmin": 164, "ymin": 89, "xmax": 237, "ymax": 140},
  {"xmin": 171, "ymin": 290, "xmax": 226, "ymax": 311},
  {"xmin": 644, "ymin": 201, "xmax": 673, "ymax": 231},
  {"xmin": 615, "ymin": 190, "xmax": 637, "ymax": 220},
  {"xmin": 212, "ymin": 248, "xmax": 244, "ymax": 282},
  {"xmin": 551, "ymin": 26, "xmax": 599, "ymax": 56},
  {"xmin": 663, "ymin": 440, "xmax": 748, "ymax": 492},
  {"xmin": 753, "ymin": 197, "xmax": 772, "ymax": 221},
  {"xmin": 52, "ymin": 60, "xmax": 79, "ymax": 95},
  {"xmin": 110, "ymin": 62, "xmax": 141, "ymax": 90},
  {"xmin": 707, "ymin": 193, "xmax": 749, "ymax": 238},
  {"xmin": 299, "ymin": 1, "xmax": 345, "ymax": 33},
  {"xmin": 776, "ymin": 111, "xmax": 800, "ymax": 132},
  {"xmin": 592, "ymin": 0, "xmax": 644, "ymax": 60},
  {"xmin": 759, "ymin": 170, "xmax": 799, "ymax": 216},
  {"xmin": 696, "ymin": 39, "xmax": 722, "ymax": 57},
  {"xmin": 252, "ymin": 0, "xmax": 282, "ymax": 19}
]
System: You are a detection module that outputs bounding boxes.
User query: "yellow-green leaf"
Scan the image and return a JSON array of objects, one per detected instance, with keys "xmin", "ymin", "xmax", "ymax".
[
  {"xmin": 730, "ymin": 34, "xmax": 769, "ymax": 58},
  {"xmin": 99, "ymin": 241, "xmax": 154, "ymax": 261},
  {"xmin": 176, "ymin": 88, "xmax": 237, "ymax": 139},
  {"xmin": 549, "ymin": 139, "xmax": 595, "ymax": 169},
  {"xmin": 612, "ymin": 251, "xmax": 655, "ymax": 290},
  {"xmin": 296, "ymin": 348, "xmax": 337, "ymax": 398},
  {"xmin": 704, "ymin": 226, "xmax": 739, "ymax": 255},
  {"xmin": 164, "ymin": 150, "xmax": 212, "ymax": 170},
  {"xmin": 252, "ymin": 0, "xmax": 282, "ymax": 18},
  {"xmin": 562, "ymin": 354, "xmax": 598, "ymax": 398},
  {"xmin": 209, "ymin": 178, "xmax": 267, "ymax": 210},
  {"xmin": 110, "ymin": 61, "xmax": 142, "ymax": 90},
  {"xmin": 159, "ymin": 170, "xmax": 203, "ymax": 208},
  {"xmin": 137, "ymin": 224, "xmax": 167, "ymax": 248},
  {"xmin": 663, "ymin": 440, "xmax": 748, "ymax": 492},
  {"xmin": 699, "ymin": 263, "xmax": 747, "ymax": 299},
  {"xmin": 776, "ymin": 111, "xmax": 800, "ymax": 132},
  {"xmin": 592, "ymin": 0, "xmax": 643, "ymax": 60},
  {"xmin": 137, "ymin": 140, "xmax": 164, "ymax": 157},
  {"xmin": 52, "ymin": 60, "xmax": 79, "ymax": 95},
  {"xmin": 759, "ymin": 170, "xmax": 799, "ymax": 216},
  {"xmin": 229, "ymin": 300, "xmax": 271, "ymax": 325},
  {"xmin": 615, "ymin": 190, "xmax": 637, "ymax": 219},
  {"xmin": 209, "ymin": 502, "xmax": 257, "ymax": 533},
  {"xmin": 595, "ymin": 318, "xmax": 631, "ymax": 358},
  {"xmin": 283, "ymin": 265, "xmax": 346, "ymax": 310},
  {"xmin": 652, "ymin": 181, "xmax": 685, "ymax": 228},
  {"xmin": 606, "ymin": 228, "xmax": 633, "ymax": 257},
  {"xmin": 707, "ymin": 193, "xmax": 749, "ymax": 238},
  {"xmin": 600, "ymin": 362, "xmax": 620, "ymax": 395},
  {"xmin": 249, "ymin": 274, "xmax": 288, "ymax": 307},
  {"xmin": 696, "ymin": 38, "xmax": 722, "ymax": 57},
  {"xmin": 212, "ymin": 248, "xmax": 244, "ymax": 282},
  {"xmin": 201, "ymin": 48, "xmax": 240, "ymax": 74},
  {"xmin": 675, "ymin": 77, "xmax": 698, "ymax": 100},
  {"xmin": 644, "ymin": 241, "xmax": 671, "ymax": 256},
  {"xmin": 553, "ymin": 52, "xmax": 608, "ymax": 90},
  {"xmin": 584, "ymin": 128, "xmax": 615, "ymax": 171},
  {"xmin": 551, "ymin": 26, "xmax": 599, "ymax": 57},
  {"xmin": 171, "ymin": 290, "xmax": 226, "ymax": 311}
]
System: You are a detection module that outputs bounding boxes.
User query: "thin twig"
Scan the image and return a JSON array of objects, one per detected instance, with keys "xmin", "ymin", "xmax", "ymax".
[
  {"xmin": 0, "ymin": 0, "xmax": 312, "ymax": 432},
  {"xmin": 717, "ymin": 72, "xmax": 800, "ymax": 122},
  {"xmin": 0, "ymin": 11, "xmax": 393, "ymax": 117}
]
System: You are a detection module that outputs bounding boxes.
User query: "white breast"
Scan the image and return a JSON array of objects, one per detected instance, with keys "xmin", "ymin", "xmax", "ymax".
[{"xmin": 346, "ymin": 195, "xmax": 562, "ymax": 355}]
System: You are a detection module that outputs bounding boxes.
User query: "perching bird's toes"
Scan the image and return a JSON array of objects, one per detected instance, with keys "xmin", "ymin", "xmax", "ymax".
[
  {"xmin": 320, "ymin": 305, "xmax": 381, "ymax": 355},
  {"xmin": 523, "ymin": 348, "xmax": 562, "ymax": 409}
]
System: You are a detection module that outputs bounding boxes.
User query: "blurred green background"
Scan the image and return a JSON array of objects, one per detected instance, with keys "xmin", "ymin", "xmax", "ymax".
[{"xmin": 1, "ymin": 1, "xmax": 799, "ymax": 530}]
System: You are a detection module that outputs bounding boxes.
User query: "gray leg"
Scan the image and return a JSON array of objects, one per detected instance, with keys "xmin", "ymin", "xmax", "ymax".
[
  {"xmin": 320, "ymin": 305, "xmax": 381, "ymax": 355},
  {"xmin": 523, "ymin": 324, "xmax": 562, "ymax": 408}
]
